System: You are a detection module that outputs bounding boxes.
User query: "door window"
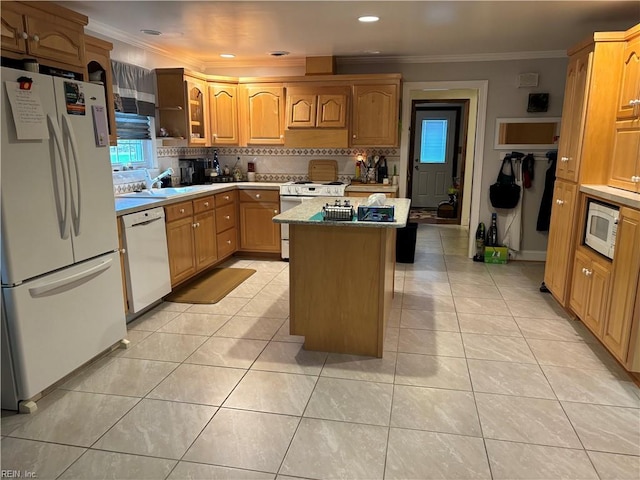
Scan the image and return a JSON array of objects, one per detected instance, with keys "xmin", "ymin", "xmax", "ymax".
[{"xmin": 420, "ymin": 119, "xmax": 448, "ymax": 163}]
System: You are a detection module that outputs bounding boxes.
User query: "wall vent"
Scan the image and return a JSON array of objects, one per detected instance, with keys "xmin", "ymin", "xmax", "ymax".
[{"xmin": 518, "ymin": 73, "xmax": 539, "ymax": 88}]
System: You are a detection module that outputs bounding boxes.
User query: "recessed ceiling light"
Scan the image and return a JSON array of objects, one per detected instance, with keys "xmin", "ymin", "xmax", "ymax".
[
  {"xmin": 220, "ymin": 53, "xmax": 235, "ymax": 59},
  {"xmin": 269, "ymin": 51, "xmax": 290, "ymax": 57},
  {"xmin": 358, "ymin": 15, "xmax": 379, "ymax": 23},
  {"xmin": 140, "ymin": 29, "xmax": 162, "ymax": 36}
]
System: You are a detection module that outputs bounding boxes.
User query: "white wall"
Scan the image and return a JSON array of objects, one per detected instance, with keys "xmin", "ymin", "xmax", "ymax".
[{"xmin": 339, "ymin": 58, "xmax": 568, "ymax": 256}]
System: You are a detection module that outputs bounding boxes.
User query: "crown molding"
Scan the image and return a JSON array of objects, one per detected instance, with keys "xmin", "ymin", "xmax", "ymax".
[
  {"xmin": 202, "ymin": 57, "xmax": 306, "ymax": 69},
  {"xmin": 338, "ymin": 50, "xmax": 567, "ymax": 65},
  {"xmin": 86, "ymin": 20, "xmax": 206, "ymax": 71}
]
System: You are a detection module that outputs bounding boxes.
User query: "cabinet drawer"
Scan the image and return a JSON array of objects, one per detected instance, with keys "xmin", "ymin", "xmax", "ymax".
[
  {"xmin": 215, "ymin": 190, "xmax": 237, "ymax": 207},
  {"xmin": 165, "ymin": 201, "xmax": 193, "ymax": 222},
  {"xmin": 239, "ymin": 189, "xmax": 279, "ymax": 203},
  {"xmin": 217, "ymin": 228, "xmax": 237, "ymax": 258},
  {"xmin": 216, "ymin": 203, "xmax": 237, "ymax": 233},
  {"xmin": 193, "ymin": 195, "xmax": 215, "ymax": 214}
]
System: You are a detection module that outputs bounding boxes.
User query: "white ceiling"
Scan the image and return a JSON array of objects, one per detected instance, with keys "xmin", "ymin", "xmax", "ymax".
[{"xmin": 59, "ymin": 1, "xmax": 640, "ymax": 69}]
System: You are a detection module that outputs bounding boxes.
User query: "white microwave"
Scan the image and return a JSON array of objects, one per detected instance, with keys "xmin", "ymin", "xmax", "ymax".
[{"xmin": 584, "ymin": 200, "xmax": 619, "ymax": 260}]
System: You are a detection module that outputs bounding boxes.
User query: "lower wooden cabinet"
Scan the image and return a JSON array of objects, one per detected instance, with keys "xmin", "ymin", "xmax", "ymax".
[
  {"xmin": 569, "ymin": 247, "xmax": 611, "ymax": 337},
  {"xmin": 165, "ymin": 196, "xmax": 217, "ymax": 286},
  {"xmin": 214, "ymin": 190, "xmax": 238, "ymax": 260},
  {"xmin": 602, "ymin": 206, "xmax": 640, "ymax": 364},
  {"xmin": 543, "ymin": 180, "xmax": 578, "ymax": 306},
  {"xmin": 239, "ymin": 190, "xmax": 281, "ymax": 253},
  {"xmin": 346, "ymin": 190, "xmax": 396, "ymax": 198}
]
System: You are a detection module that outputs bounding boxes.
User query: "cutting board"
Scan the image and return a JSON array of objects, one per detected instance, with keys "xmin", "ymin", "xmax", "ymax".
[{"xmin": 309, "ymin": 159, "xmax": 338, "ymax": 182}]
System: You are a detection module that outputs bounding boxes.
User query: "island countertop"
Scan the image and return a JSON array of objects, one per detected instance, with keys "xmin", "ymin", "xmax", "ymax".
[{"xmin": 273, "ymin": 197, "xmax": 411, "ymax": 228}]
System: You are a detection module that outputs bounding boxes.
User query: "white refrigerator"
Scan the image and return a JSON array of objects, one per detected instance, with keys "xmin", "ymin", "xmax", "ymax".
[{"xmin": 1, "ymin": 67, "xmax": 126, "ymax": 411}]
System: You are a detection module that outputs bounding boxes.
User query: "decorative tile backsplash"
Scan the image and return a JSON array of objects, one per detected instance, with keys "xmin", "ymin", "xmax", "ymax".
[{"xmin": 157, "ymin": 146, "xmax": 399, "ymax": 158}]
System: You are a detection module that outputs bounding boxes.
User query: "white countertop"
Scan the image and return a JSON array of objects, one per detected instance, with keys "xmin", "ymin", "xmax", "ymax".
[
  {"xmin": 114, "ymin": 182, "xmax": 283, "ymax": 216},
  {"xmin": 273, "ymin": 197, "xmax": 411, "ymax": 228},
  {"xmin": 580, "ymin": 185, "xmax": 640, "ymax": 210}
]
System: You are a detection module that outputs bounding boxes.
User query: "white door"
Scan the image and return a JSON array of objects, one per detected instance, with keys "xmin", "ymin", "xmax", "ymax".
[
  {"xmin": 52, "ymin": 77, "xmax": 119, "ymax": 262},
  {"xmin": 411, "ymin": 110, "xmax": 457, "ymax": 208},
  {"xmin": 1, "ymin": 68, "xmax": 75, "ymax": 285}
]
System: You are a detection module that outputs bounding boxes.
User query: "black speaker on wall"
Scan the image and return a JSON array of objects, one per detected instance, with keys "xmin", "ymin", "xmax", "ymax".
[{"xmin": 527, "ymin": 93, "xmax": 549, "ymax": 112}]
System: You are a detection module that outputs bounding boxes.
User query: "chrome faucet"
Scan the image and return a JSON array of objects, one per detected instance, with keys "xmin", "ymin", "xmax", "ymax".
[{"xmin": 144, "ymin": 168, "xmax": 174, "ymax": 190}]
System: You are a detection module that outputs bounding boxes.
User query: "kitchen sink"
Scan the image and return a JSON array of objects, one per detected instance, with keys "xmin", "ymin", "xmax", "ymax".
[{"xmin": 118, "ymin": 186, "xmax": 211, "ymax": 198}]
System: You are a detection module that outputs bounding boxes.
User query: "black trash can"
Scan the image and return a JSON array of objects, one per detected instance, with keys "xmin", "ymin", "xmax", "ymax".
[{"xmin": 396, "ymin": 222, "xmax": 418, "ymax": 263}]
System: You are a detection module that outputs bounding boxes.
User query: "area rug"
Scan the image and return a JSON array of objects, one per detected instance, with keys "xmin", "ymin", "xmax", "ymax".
[
  {"xmin": 164, "ymin": 268, "xmax": 256, "ymax": 304},
  {"xmin": 409, "ymin": 207, "xmax": 459, "ymax": 225}
]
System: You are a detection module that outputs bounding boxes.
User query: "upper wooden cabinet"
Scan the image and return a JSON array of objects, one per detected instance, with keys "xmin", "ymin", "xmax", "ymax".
[
  {"xmin": 555, "ymin": 34, "xmax": 625, "ymax": 184},
  {"xmin": 1, "ymin": 1, "xmax": 87, "ymax": 71},
  {"xmin": 351, "ymin": 82, "xmax": 400, "ymax": 147},
  {"xmin": 616, "ymin": 29, "xmax": 640, "ymax": 120},
  {"xmin": 609, "ymin": 26, "xmax": 640, "ymax": 193},
  {"xmin": 240, "ymin": 84, "xmax": 285, "ymax": 145},
  {"xmin": 556, "ymin": 49, "xmax": 591, "ymax": 182},
  {"xmin": 209, "ymin": 83, "xmax": 239, "ymax": 145},
  {"xmin": 156, "ymin": 69, "xmax": 210, "ymax": 147},
  {"xmin": 286, "ymin": 86, "xmax": 348, "ymax": 128},
  {"xmin": 84, "ymin": 35, "xmax": 116, "ymax": 146}
]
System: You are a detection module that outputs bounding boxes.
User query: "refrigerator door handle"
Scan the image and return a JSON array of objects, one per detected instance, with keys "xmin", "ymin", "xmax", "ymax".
[
  {"xmin": 28, "ymin": 258, "xmax": 113, "ymax": 297},
  {"xmin": 61, "ymin": 114, "xmax": 82, "ymax": 236},
  {"xmin": 47, "ymin": 114, "xmax": 71, "ymax": 240}
]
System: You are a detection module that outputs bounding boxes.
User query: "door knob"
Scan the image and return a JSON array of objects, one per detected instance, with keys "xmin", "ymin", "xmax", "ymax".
[{"xmin": 415, "ymin": 165, "xmax": 419, "ymax": 171}]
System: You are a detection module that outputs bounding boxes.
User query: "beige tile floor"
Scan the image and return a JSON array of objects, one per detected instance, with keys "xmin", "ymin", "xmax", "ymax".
[{"xmin": 2, "ymin": 225, "xmax": 640, "ymax": 479}]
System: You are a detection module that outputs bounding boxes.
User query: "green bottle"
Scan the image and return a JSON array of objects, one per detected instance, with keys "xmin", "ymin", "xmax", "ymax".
[{"xmin": 473, "ymin": 222, "xmax": 486, "ymax": 262}]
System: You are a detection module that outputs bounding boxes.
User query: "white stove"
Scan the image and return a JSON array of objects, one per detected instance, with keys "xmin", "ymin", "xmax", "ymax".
[
  {"xmin": 279, "ymin": 181, "xmax": 348, "ymax": 260},
  {"xmin": 279, "ymin": 181, "xmax": 348, "ymax": 197}
]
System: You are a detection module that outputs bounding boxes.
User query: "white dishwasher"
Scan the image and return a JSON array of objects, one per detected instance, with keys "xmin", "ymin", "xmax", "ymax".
[{"xmin": 121, "ymin": 207, "xmax": 172, "ymax": 314}]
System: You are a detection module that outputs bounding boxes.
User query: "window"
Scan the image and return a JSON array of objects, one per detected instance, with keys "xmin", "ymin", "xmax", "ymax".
[
  {"xmin": 419, "ymin": 119, "xmax": 448, "ymax": 164},
  {"xmin": 109, "ymin": 112, "xmax": 155, "ymax": 169}
]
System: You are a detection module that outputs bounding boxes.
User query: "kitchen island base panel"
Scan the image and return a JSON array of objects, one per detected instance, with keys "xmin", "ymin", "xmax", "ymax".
[{"xmin": 289, "ymin": 224, "xmax": 395, "ymax": 358}]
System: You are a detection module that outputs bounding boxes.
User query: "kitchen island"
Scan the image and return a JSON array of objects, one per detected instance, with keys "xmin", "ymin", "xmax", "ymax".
[{"xmin": 273, "ymin": 197, "xmax": 411, "ymax": 357}]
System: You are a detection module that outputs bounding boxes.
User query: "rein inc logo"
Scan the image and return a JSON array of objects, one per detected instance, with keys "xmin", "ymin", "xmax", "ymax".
[{"xmin": 1, "ymin": 471, "xmax": 36, "ymax": 478}]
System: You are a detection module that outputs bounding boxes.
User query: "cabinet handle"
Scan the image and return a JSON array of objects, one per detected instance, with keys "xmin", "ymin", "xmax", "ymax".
[
  {"xmin": 225, "ymin": 215, "xmax": 230, "ymax": 220},
  {"xmin": 192, "ymin": 223, "xmax": 197, "ymax": 228},
  {"xmin": 20, "ymin": 32, "xmax": 28, "ymax": 40},
  {"xmin": 274, "ymin": 210, "xmax": 278, "ymax": 214},
  {"xmin": 560, "ymin": 156, "xmax": 569, "ymax": 162},
  {"xmin": 582, "ymin": 267, "xmax": 587, "ymax": 274},
  {"xmin": 204, "ymin": 202, "xmax": 209, "ymax": 207},
  {"xmin": 32, "ymin": 34, "xmax": 39, "ymax": 42},
  {"xmin": 256, "ymin": 193, "xmax": 261, "ymax": 199},
  {"xmin": 119, "ymin": 248, "xmax": 126, "ymax": 255},
  {"xmin": 224, "ymin": 195, "xmax": 229, "ymax": 200},
  {"xmin": 353, "ymin": 134, "xmax": 357, "ymax": 139},
  {"xmin": 556, "ymin": 199, "xmax": 564, "ymax": 205},
  {"xmin": 227, "ymin": 240, "xmax": 232, "ymax": 244},
  {"xmin": 280, "ymin": 135, "xmax": 284, "ymax": 139},
  {"xmin": 179, "ymin": 208, "xmax": 185, "ymax": 214},
  {"xmin": 586, "ymin": 269, "xmax": 593, "ymax": 277}
]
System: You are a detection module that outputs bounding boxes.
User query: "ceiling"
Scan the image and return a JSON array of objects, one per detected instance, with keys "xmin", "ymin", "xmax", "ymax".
[{"xmin": 59, "ymin": 1, "xmax": 640, "ymax": 69}]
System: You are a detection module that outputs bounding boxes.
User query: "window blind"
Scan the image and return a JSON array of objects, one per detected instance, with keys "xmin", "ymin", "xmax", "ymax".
[{"xmin": 115, "ymin": 112, "xmax": 151, "ymax": 140}]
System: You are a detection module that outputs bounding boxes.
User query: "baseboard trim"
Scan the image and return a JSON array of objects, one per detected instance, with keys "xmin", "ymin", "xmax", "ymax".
[{"xmin": 509, "ymin": 250, "xmax": 547, "ymax": 262}]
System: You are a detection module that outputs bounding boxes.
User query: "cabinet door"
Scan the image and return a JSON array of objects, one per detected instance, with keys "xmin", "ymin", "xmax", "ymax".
[
  {"xmin": 1, "ymin": 6, "xmax": 27, "ymax": 54},
  {"xmin": 209, "ymin": 84, "xmax": 239, "ymax": 145},
  {"xmin": 24, "ymin": 13, "xmax": 84, "ymax": 67},
  {"xmin": 585, "ymin": 259, "xmax": 611, "ymax": 338},
  {"xmin": 603, "ymin": 207, "xmax": 640, "ymax": 362},
  {"xmin": 166, "ymin": 217, "xmax": 196, "ymax": 286},
  {"xmin": 186, "ymin": 79, "xmax": 208, "ymax": 146},
  {"xmin": 556, "ymin": 50, "xmax": 592, "ymax": 182},
  {"xmin": 616, "ymin": 35, "xmax": 640, "ymax": 120},
  {"xmin": 244, "ymin": 85, "xmax": 285, "ymax": 144},
  {"xmin": 609, "ymin": 119, "xmax": 640, "ymax": 192},
  {"xmin": 543, "ymin": 180, "xmax": 578, "ymax": 305},
  {"xmin": 239, "ymin": 202, "xmax": 281, "ymax": 252},
  {"xmin": 352, "ymin": 84, "xmax": 398, "ymax": 146},
  {"xmin": 194, "ymin": 210, "xmax": 218, "ymax": 271},
  {"xmin": 317, "ymin": 93, "xmax": 347, "ymax": 128},
  {"xmin": 287, "ymin": 93, "xmax": 316, "ymax": 128},
  {"xmin": 569, "ymin": 250, "xmax": 591, "ymax": 321},
  {"xmin": 85, "ymin": 35, "xmax": 116, "ymax": 146}
]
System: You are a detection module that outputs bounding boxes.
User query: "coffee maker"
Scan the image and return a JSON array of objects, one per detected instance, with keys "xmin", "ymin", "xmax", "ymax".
[{"xmin": 179, "ymin": 158, "xmax": 206, "ymax": 185}]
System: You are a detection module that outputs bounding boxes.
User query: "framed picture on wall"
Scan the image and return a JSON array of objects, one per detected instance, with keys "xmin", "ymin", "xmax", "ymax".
[{"xmin": 527, "ymin": 93, "xmax": 549, "ymax": 113}]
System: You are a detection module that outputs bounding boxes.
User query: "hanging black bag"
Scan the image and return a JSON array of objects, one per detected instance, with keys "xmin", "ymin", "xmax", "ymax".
[{"xmin": 490, "ymin": 155, "xmax": 521, "ymax": 209}]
